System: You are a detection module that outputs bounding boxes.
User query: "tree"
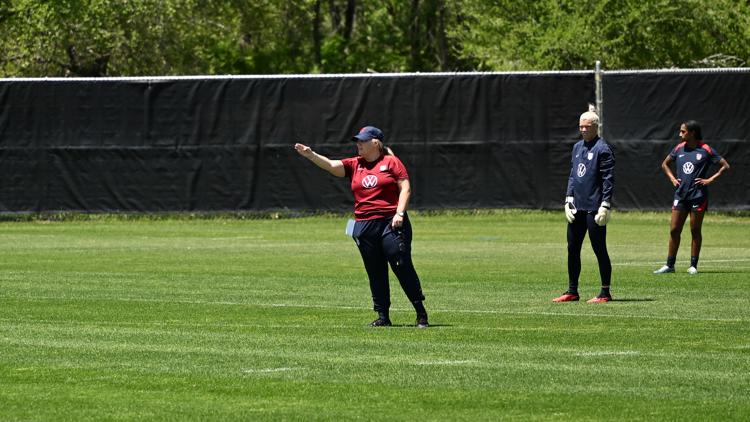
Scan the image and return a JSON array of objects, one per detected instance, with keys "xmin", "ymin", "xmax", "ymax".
[
  {"xmin": 452, "ymin": 0, "xmax": 750, "ymax": 71},
  {"xmin": 0, "ymin": 0, "xmax": 241, "ymax": 76},
  {"xmin": 0, "ymin": 0, "xmax": 747, "ymax": 77},
  {"xmin": 311, "ymin": 0, "xmax": 466, "ymax": 73}
]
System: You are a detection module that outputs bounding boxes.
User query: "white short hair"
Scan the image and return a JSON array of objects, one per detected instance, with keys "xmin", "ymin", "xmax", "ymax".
[{"xmin": 580, "ymin": 111, "xmax": 600, "ymax": 125}]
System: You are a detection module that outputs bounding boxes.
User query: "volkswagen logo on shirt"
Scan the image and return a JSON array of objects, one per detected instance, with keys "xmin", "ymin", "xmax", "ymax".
[
  {"xmin": 362, "ymin": 175, "xmax": 378, "ymax": 188},
  {"xmin": 682, "ymin": 162, "xmax": 695, "ymax": 175},
  {"xmin": 577, "ymin": 163, "xmax": 587, "ymax": 177}
]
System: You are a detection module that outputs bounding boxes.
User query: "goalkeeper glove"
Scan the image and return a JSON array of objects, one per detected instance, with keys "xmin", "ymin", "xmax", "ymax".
[
  {"xmin": 594, "ymin": 201, "xmax": 611, "ymax": 226},
  {"xmin": 564, "ymin": 196, "xmax": 576, "ymax": 224}
]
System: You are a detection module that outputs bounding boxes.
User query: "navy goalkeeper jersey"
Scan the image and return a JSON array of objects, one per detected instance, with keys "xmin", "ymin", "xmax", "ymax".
[
  {"xmin": 669, "ymin": 142, "xmax": 723, "ymax": 201},
  {"xmin": 566, "ymin": 136, "xmax": 615, "ymax": 212}
]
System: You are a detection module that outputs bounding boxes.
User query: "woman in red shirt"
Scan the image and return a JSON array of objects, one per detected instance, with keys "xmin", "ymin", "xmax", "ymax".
[{"xmin": 294, "ymin": 126, "xmax": 428, "ymax": 328}]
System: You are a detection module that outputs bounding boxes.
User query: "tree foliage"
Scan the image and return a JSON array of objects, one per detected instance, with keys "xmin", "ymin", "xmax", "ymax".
[
  {"xmin": 0, "ymin": 0, "xmax": 748, "ymax": 77},
  {"xmin": 454, "ymin": 0, "xmax": 750, "ymax": 70},
  {"xmin": 0, "ymin": 0, "xmax": 240, "ymax": 76}
]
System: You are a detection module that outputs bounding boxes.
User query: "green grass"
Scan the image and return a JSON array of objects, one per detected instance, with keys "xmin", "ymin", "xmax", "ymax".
[{"xmin": 0, "ymin": 210, "xmax": 748, "ymax": 421}]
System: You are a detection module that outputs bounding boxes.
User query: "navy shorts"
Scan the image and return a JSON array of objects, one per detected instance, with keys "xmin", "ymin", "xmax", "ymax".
[{"xmin": 673, "ymin": 197, "xmax": 708, "ymax": 212}]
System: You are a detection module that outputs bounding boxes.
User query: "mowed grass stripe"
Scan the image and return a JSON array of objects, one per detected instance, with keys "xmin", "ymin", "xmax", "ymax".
[
  {"xmin": 0, "ymin": 211, "xmax": 748, "ymax": 420},
  {"xmin": 1, "ymin": 295, "xmax": 748, "ymax": 323}
]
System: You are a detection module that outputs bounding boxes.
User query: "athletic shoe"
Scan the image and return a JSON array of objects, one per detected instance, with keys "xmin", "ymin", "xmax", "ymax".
[
  {"xmin": 370, "ymin": 318, "xmax": 392, "ymax": 327},
  {"xmin": 586, "ymin": 296, "xmax": 612, "ymax": 304},
  {"xmin": 653, "ymin": 265, "xmax": 675, "ymax": 274},
  {"xmin": 687, "ymin": 266, "xmax": 698, "ymax": 275},
  {"xmin": 416, "ymin": 314, "xmax": 429, "ymax": 328},
  {"xmin": 552, "ymin": 293, "xmax": 580, "ymax": 302}
]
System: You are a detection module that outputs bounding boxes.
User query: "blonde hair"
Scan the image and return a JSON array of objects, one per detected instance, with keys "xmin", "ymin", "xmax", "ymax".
[
  {"xmin": 372, "ymin": 139, "xmax": 394, "ymax": 155},
  {"xmin": 580, "ymin": 111, "xmax": 600, "ymax": 125}
]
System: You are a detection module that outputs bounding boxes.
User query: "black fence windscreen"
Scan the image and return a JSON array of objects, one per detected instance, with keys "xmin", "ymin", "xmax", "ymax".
[
  {"xmin": 603, "ymin": 70, "xmax": 749, "ymax": 211},
  {"xmin": 0, "ymin": 71, "xmax": 747, "ymax": 212}
]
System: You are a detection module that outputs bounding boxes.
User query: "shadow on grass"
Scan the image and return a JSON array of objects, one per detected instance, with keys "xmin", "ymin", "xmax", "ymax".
[
  {"xmin": 373, "ymin": 324, "xmax": 453, "ymax": 328},
  {"xmin": 693, "ymin": 270, "xmax": 747, "ymax": 274},
  {"xmin": 650, "ymin": 270, "xmax": 747, "ymax": 274},
  {"xmin": 611, "ymin": 298, "xmax": 655, "ymax": 302}
]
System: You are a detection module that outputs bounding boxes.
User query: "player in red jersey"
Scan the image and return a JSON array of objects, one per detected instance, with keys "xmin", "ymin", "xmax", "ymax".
[
  {"xmin": 295, "ymin": 126, "xmax": 428, "ymax": 328},
  {"xmin": 654, "ymin": 120, "xmax": 730, "ymax": 275}
]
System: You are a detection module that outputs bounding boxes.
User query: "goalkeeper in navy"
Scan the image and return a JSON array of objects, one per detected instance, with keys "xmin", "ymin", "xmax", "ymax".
[{"xmin": 554, "ymin": 110, "xmax": 615, "ymax": 304}]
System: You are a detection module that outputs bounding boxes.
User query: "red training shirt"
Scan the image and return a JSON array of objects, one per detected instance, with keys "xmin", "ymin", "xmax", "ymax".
[{"xmin": 341, "ymin": 154, "xmax": 409, "ymax": 220}]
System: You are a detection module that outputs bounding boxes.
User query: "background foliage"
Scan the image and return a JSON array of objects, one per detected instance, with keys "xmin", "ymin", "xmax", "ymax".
[{"xmin": 1, "ymin": 0, "xmax": 749, "ymax": 77}]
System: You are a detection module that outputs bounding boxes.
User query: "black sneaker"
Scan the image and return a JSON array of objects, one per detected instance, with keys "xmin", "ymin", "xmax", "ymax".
[
  {"xmin": 370, "ymin": 318, "xmax": 392, "ymax": 327},
  {"xmin": 416, "ymin": 314, "xmax": 429, "ymax": 328}
]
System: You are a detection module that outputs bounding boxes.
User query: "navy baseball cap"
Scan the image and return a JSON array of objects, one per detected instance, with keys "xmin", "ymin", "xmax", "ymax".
[{"xmin": 351, "ymin": 126, "xmax": 384, "ymax": 142}]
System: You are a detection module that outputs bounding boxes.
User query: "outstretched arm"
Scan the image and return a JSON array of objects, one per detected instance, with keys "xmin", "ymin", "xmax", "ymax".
[{"xmin": 294, "ymin": 143, "xmax": 345, "ymax": 178}]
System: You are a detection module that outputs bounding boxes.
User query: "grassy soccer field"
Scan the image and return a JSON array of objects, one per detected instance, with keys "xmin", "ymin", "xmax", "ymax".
[{"xmin": 0, "ymin": 210, "xmax": 748, "ymax": 421}]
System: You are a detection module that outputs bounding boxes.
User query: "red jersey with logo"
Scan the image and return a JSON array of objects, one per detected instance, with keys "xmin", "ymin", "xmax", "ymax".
[{"xmin": 341, "ymin": 154, "xmax": 408, "ymax": 220}]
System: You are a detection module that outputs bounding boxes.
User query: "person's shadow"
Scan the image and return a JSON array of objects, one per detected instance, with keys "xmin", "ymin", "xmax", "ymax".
[
  {"xmin": 609, "ymin": 298, "xmax": 655, "ymax": 302},
  {"xmin": 694, "ymin": 269, "xmax": 744, "ymax": 274},
  {"xmin": 387, "ymin": 323, "xmax": 453, "ymax": 328}
]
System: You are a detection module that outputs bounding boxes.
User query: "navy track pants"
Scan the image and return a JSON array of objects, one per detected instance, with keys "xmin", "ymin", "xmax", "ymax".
[{"xmin": 352, "ymin": 214, "xmax": 425, "ymax": 312}]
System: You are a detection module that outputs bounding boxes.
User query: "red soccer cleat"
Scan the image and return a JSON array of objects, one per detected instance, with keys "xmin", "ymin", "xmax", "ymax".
[
  {"xmin": 552, "ymin": 293, "xmax": 580, "ymax": 302},
  {"xmin": 586, "ymin": 296, "xmax": 612, "ymax": 304}
]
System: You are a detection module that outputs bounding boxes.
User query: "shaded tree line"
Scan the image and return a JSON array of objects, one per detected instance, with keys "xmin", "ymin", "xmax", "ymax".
[{"xmin": 1, "ymin": 0, "xmax": 748, "ymax": 77}]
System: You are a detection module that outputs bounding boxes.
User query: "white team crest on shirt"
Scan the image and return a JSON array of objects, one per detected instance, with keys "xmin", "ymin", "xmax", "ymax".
[
  {"xmin": 380, "ymin": 165, "xmax": 388, "ymax": 171},
  {"xmin": 696, "ymin": 153, "xmax": 702, "ymax": 161},
  {"xmin": 577, "ymin": 163, "xmax": 587, "ymax": 177},
  {"xmin": 587, "ymin": 152, "xmax": 593, "ymax": 160},
  {"xmin": 682, "ymin": 162, "xmax": 695, "ymax": 175},
  {"xmin": 362, "ymin": 175, "xmax": 378, "ymax": 188}
]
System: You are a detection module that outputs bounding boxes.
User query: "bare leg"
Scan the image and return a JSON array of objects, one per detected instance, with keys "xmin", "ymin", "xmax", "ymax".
[
  {"xmin": 668, "ymin": 209, "xmax": 689, "ymax": 257},
  {"xmin": 689, "ymin": 211, "xmax": 705, "ymax": 259}
]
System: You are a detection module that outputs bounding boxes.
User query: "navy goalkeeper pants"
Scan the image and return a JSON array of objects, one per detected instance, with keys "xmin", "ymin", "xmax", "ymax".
[
  {"xmin": 567, "ymin": 211, "xmax": 612, "ymax": 292},
  {"xmin": 352, "ymin": 214, "xmax": 425, "ymax": 313}
]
